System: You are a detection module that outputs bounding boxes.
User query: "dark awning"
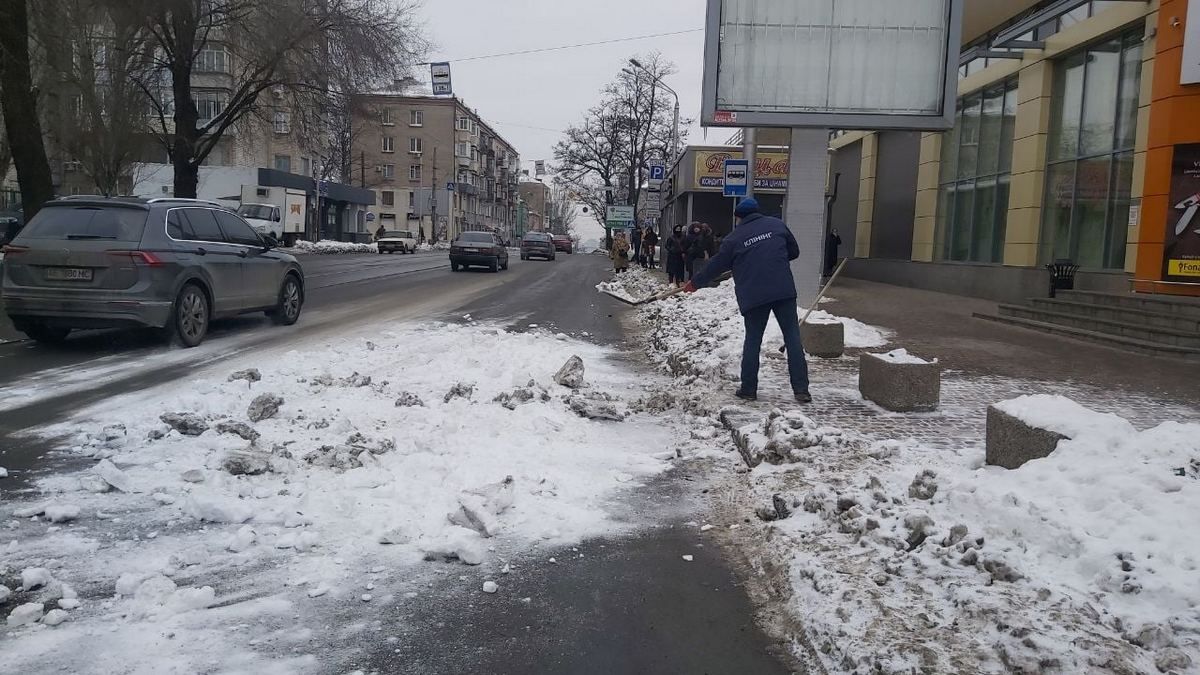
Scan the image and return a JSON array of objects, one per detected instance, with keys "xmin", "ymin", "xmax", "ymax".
[{"xmin": 256, "ymin": 168, "xmax": 377, "ymax": 206}]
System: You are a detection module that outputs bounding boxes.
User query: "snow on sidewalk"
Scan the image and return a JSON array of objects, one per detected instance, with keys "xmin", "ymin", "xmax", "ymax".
[
  {"xmin": 634, "ymin": 278, "xmax": 1200, "ymax": 674},
  {"xmin": 0, "ymin": 322, "xmax": 679, "ymax": 673},
  {"xmin": 287, "ymin": 239, "xmax": 378, "ymax": 254}
]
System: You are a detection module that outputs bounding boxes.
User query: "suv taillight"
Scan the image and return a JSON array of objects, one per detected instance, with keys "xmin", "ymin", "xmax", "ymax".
[{"xmin": 108, "ymin": 250, "xmax": 165, "ymax": 267}]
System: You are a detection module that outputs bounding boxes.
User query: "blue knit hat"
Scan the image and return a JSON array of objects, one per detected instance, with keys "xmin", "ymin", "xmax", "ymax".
[{"xmin": 734, "ymin": 197, "xmax": 760, "ymax": 217}]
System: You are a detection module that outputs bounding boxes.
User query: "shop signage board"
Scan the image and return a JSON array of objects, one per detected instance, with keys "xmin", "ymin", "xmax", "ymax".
[
  {"xmin": 694, "ymin": 150, "xmax": 789, "ymax": 192},
  {"xmin": 1164, "ymin": 143, "xmax": 1200, "ymax": 282}
]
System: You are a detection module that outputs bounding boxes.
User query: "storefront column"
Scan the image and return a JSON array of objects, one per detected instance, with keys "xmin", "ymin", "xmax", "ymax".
[
  {"xmin": 912, "ymin": 132, "xmax": 941, "ymax": 262},
  {"xmin": 1002, "ymin": 59, "xmax": 1054, "ymax": 267},
  {"xmin": 854, "ymin": 133, "xmax": 878, "ymax": 258},
  {"xmin": 1127, "ymin": 5, "xmax": 1159, "ymax": 273}
]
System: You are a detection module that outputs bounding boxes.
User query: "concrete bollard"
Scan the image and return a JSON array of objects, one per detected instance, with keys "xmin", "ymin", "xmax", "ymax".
[
  {"xmin": 984, "ymin": 406, "xmax": 1068, "ymax": 469},
  {"xmin": 858, "ymin": 350, "xmax": 941, "ymax": 412},
  {"xmin": 801, "ymin": 321, "xmax": 845, "ymax": 358}
]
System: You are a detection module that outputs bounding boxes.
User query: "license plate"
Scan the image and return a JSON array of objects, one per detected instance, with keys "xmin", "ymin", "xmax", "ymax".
[{"xmin": 45, "ymin": 267, "xmax": 93, "ymax": 281}]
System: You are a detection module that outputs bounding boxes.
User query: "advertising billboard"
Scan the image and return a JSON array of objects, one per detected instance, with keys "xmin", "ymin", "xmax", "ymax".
[
  {"xmin": 701, "ymin": 0, "xmax": 963, "ymax": 130},
  {"xmin": 1164, "ymin": 143, "xmax": 1200, "ymax": 283},
  {"xmin": 694, "ymin": 150, "xmax": 789, "ymax": 192}
]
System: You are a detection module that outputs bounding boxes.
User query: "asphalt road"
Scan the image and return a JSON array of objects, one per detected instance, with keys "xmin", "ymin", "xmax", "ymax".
[{"xmin": 0, "ymin": 250, "xmax": 795, "ymax": 674}]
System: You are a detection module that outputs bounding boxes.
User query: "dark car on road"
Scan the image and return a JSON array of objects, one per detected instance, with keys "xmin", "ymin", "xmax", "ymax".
[
  {"xmin": 520, "ymin": 232, "xmax": 556, "ymax": 261},
  {"xmin": 449, "ymin": 231, "xmax": 508, "ymax": 272},
  {"xmin": 551, "ymin": 234, "xmax": 574, "ymax": 254},
  {"xmin": 0, "ymin": 197, "xmax": 305, "ymax": 347}
]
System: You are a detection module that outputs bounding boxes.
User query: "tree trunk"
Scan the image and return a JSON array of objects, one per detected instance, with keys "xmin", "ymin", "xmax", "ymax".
[
  {"xmin": 169, "ymin": 6, "xmax": 200, "ymax": 198},
  {"xmin": 0, "ymin": 0, "xmax": 55, "ymax": 221}
]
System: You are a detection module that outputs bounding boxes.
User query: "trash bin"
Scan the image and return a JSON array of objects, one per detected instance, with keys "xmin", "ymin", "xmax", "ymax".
[{"xmin": 1045, "ymin": 259, "xmax": 1079, "ymax": 298}]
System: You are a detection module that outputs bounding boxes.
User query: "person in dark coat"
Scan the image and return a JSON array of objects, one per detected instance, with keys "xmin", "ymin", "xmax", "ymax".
[
  {"xmin": 684, "ymin": 197, "xmax": 811, "ymax": 404},
  {"xmin": 629, "ymin": 226, "xmax": 642, "ymax": 266},
  {"xmin": 684, "ymin": 222, "xmax": 715, "ymax": 281},
  {"xmin": 663, "ymin": 224, "xmax": 687, "ymax": 286},
  {"xmin": 824, "ymin": 228, "xmax": 842, "ymax": 276},
  {"xmin": 641, "ymin": 226, "xmax": 659, "ymax": 268}
]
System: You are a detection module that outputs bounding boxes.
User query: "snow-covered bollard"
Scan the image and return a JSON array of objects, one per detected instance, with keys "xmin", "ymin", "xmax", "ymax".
[
  {"xmin": 985, "ymin": 395, "xmax": 1135, "ymax": 470},
  {"xmin": 858, "ymin": 349, "xmax": 941, "ymax": 412},
  {"xmin": 800, "ymin": 320, "xmax": 844, "ymax": 359}
]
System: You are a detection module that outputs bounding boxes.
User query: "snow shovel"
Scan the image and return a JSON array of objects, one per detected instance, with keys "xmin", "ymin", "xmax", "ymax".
[
  {"xmin": 602, "ymin": 272, "xmax": 733, "ymax": 306},
  {"xmin": 779, "ymin": 258, "xmax": 848, "ymax": 353}
]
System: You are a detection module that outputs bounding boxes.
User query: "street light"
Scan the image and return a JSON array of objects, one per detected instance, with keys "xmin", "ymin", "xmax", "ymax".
[{"xmin": 628, "ymin": 59, "xmax": 680, "ymax": 163}]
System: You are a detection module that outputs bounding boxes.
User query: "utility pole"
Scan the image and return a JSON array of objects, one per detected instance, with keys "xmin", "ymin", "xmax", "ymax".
[{"xmin": 743, "ymin": 128, "xmax": 756, "ymax": 201}]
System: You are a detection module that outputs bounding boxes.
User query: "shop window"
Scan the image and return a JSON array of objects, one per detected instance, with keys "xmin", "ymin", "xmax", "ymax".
[
  {"xmin": 935, "ymin": 78, "xmax": 1018, "ymax": 263},
  {"xmin": 1041, "ymin": 28, "xmax": 1142, "ymax": 270}
]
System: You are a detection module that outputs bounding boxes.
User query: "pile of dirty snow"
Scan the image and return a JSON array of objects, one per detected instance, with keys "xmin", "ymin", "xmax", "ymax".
[
  {"xmin": 0, "ymin": 322, "xmax": 680, "ymax": 673},
  {"xmin": 638, "ymin": 279, "xmax": 891, "ymax": 381},
  {"xmin": 736, "ymin": 394, "xmax": 1200, "ymax": 674},
  {"xmin": 289, "ymin": 239, "xmax": 378, "ymax": 254},
  {"xmin": 595, "ymin": 267, "xmax": 664, "ymax": 304}
]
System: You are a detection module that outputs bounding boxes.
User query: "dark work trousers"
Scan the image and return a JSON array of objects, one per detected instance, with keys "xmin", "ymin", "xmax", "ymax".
[{"xmin": 741, "ymin": 298, "xmax": 810, "ymax": 396}]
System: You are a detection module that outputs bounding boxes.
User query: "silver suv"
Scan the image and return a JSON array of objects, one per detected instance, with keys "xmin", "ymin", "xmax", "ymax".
[{"xmin": 1, "ymin": 197, "xmax": 304, "ymax": 347}]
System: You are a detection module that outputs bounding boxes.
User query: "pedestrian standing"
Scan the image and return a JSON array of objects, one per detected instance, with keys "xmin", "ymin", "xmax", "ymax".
[
  {"xmin": 684, "ymin": 198, "xmax": 812, "ymax": 404},
  {"xmin": 611, "ymin": 231, "xmax": 631, "ymax": 274},
  {"xmin": 685, "ymin": 222, "xmax": 715, "ymax": 281},
  {"xmin": 375, "ymin": 224, "xmax": 387, "ymax": 242},
  {"xmin": 824, "ymin": 228, "xmax": 842, "ymax": 277},
  {"xmin": 664, "ymin": 224, "xmax": 687, "ymax": 286},
  {"xmin": 642, "ymin": 226, "xmax": 659, "ymax": 268},
  {"xmin": 629, "ymin": 226, "xmax": 643, "ymax": 267}
]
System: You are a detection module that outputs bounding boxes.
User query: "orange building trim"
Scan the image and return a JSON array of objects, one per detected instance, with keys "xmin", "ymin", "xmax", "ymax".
[{"xmin": 1135, "ymin": 0, "xmax": 1200, "ymax": 296}]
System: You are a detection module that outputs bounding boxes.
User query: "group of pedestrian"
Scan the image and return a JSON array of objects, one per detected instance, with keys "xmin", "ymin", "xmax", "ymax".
[
  {"xmin": 610, "ymin": 224, "xmax": 664, "ymax": 273},
  {"xmin": 658, "ymin": 221, "xmax": 716, "ymax": 287}
]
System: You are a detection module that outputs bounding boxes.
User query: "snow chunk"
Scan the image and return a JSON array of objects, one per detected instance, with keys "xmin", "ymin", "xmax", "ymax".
[
  {"xmin": 159, "ymin": 412, "xmax": 209, "ymax": 436},
  {"xmin": 0, "ymin": 467, "xmax": 7, "ymax": 478},
  {"xmin": 0, "ymin": 586, "xmax": 9, "ymax": 603},
  {"xmin": 482, "ymin": 581, "xmax": 499, "ymax": 594},
  {"xmin": 421, "ymin": 527, "xmax": 486, "ymax": 565},
  {"xmin": 94, "ymin": 459, "xmax": 136, "ymax": 492},
  {"xmin": 21, "ymin": 568, "xmax": 53, "ymax": 591},
  {"xmin": 247, "ymin": 393, "xmax": 284, "ymax": 422},
  {"xmin": 185, "ymin": 495, "xmax": 253, "ymax": 523},
  {"xmin": 44, "ymin": 504, "xmax": 81, "ymax": 523},
  {"xmin": 41, "ymin": 609, "xmax": 70, "ymax": 626},
  {"xmin": 553, "ymin": 356, "xmax": 586, "ymax": 389},
  {"xmin": 7, "ymin": 603, "xmax": 44, "ymax": 627}
]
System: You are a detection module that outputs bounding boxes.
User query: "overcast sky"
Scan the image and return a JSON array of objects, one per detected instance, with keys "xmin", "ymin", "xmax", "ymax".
[{"xmin": 419, "ymin": 0, "xmax": 718, "ymax": 179}]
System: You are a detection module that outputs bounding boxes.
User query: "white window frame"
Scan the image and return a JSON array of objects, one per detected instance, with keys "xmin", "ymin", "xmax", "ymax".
[
  {"xmin": 409, "ymin": 137, "xmax": 423, "ymax": 154},
  {"xmin": 457, "ymin": 116, "xmax": 472, "ymax": 132},
  {"xmin": 381, "ymin": 190, "xmax": 395, "ymax": 207},
  {"xmin": 381, "ymin": 108, "xmax": 394, "ymax": 125},
  {"xmin": 382, "ymin": 136, "xmax": 395, "ymax": 153},
  {"xmin": 409, "ymin": 109, "xmax": 424, "ymax": 127},
  {"xmin": 409, "ymin": 164, "xmax": 422, "ymax": 181},
  {"xmin": 382, "ymin": 164, "xmax": 395, "ymax": 178},
  {"xmin": 273, "ymin": 110, "xmax": 290, "ymax": 134},
  {"xmin": 196, "ymin": 46, "xmax": 228, "ymax": 74}
]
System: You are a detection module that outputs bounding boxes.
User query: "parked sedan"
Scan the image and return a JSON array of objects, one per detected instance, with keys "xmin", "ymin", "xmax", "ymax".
[
  {"xmin": 1, "ymin": 197, "xmax": 305, "ymax": 347},
  {"xmin": 449, "ymin": 231, "xmax": 508, "ymax": 272},
  {"xmin": 551, "ymin": 234, "xmax": 574, "ymax": 254},
  {"xmin": 520, "ymin": 232, "xmax": 556, "ymax": 261}
]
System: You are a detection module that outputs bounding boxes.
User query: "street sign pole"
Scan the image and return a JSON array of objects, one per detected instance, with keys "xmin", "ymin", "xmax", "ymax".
[{"xmin": 743, "ymin": 128, "xmax": 756, "ymax": 201}]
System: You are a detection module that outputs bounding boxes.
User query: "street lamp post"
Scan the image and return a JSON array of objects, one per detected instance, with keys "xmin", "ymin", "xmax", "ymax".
[{"xmin": 628, "ymin": 59, "xmax": 680, "ymax": 163}]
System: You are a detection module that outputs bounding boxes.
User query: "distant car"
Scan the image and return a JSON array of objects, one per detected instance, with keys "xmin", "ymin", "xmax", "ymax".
[
  {"xmin": 449, "ymin": 231, "xmax": 508, "ymax": 272},
  {"xmin": 1, "ymin": 196, "xmax": 305, "ymax": 347},
  {"xmin": 377, "ymin": 230, "xmax": 417, "ymax": 254},
  {"xmin": 520, "ymin": 232, "xmax": 556, "ymax": 261},
  {"xmin": 551, "ymin": 234, "xmax": 573, "ymax": 254}
]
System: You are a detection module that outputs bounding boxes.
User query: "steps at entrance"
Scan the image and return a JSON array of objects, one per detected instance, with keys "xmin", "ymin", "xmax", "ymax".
[{"xmin": 974, "ymin": 290, "xmax": 1200, "ymax": 361}]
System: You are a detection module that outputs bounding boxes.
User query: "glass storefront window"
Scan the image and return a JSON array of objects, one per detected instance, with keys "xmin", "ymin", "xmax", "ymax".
[
  {"xmin": 1041, "ymin": 29, "xmax": 1143, "ymax": 269},
  {"xmin": 935, "ymin": 78, "xmax": 1019, "ymax": 263}
]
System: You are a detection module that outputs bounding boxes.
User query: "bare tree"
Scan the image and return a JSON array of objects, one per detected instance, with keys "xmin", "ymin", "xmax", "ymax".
[
  {"xmin": 33, "ymin": 0, "xmax": 159, "ymax": 196},
  {"xmin": 119, "ymin": 0, "xmax": 427, "ymax": 197},
  {"xmin": 554, "ymin": 52, "xmax": 686, "ymax": 246},
  {"xmin": 545, "ymin": 182, "xmax": 576, "ymax": 236},
  {"xmin": 0, "ymin": 0, "xmax": 55, "ymax": 221}
]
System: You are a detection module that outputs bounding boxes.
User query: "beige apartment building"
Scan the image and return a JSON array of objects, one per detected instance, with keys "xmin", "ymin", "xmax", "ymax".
[
  {"xmin": 519, "ymin": 180, "xmax": 550, "ymax": 233},
  {"xmin": 350, "ymin": 94, "xmax": 521, "ymax": 243}
]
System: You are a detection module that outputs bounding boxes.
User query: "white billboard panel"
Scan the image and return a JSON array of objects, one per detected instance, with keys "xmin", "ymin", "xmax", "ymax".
[{"xmin": 702, "ymin": 0, "xmax": 962, "ymax": 130}]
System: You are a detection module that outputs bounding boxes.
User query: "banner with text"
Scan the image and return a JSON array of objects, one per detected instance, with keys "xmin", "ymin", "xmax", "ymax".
[
  {"xmin": 1164, "ymin": 143, "xmax": 1200, "ymax": 283},
  {"xmin": 694, "ymin": 151, "xmax": 789, "ymax": 192}
]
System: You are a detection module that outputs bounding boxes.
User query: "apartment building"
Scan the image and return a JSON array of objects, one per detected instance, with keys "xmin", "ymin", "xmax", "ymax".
[
  {"xmin": 350, "ymin": 93, "xmax": 521, "ymax": 242},
  {"xmin": 518, "ymin": 180, "xmax": 550, "ymax": 233}
]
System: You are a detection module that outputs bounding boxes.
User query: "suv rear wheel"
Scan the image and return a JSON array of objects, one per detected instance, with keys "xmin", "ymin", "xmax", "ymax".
[
  {"xmin": 170, "ymin": 283, "xmax": 209, "ymax": 348},
  {"xmin": 22, "ymin": 323, "xmax": 71, "ymax": 345},
  {"xmin": 269, "ymin": 274, "xmax": 303, "ymax": 326}
]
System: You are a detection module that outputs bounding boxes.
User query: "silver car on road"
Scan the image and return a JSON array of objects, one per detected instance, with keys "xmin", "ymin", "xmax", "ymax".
[{"xmin": 1, "ymin": 197, "xmax": 305, "ymax": 347}]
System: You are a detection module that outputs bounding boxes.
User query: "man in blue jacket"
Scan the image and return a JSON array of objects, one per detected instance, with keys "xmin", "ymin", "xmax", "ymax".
[{"xmin": 683, "ymin": 198, "xmax": 811, "ymax": 403}]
